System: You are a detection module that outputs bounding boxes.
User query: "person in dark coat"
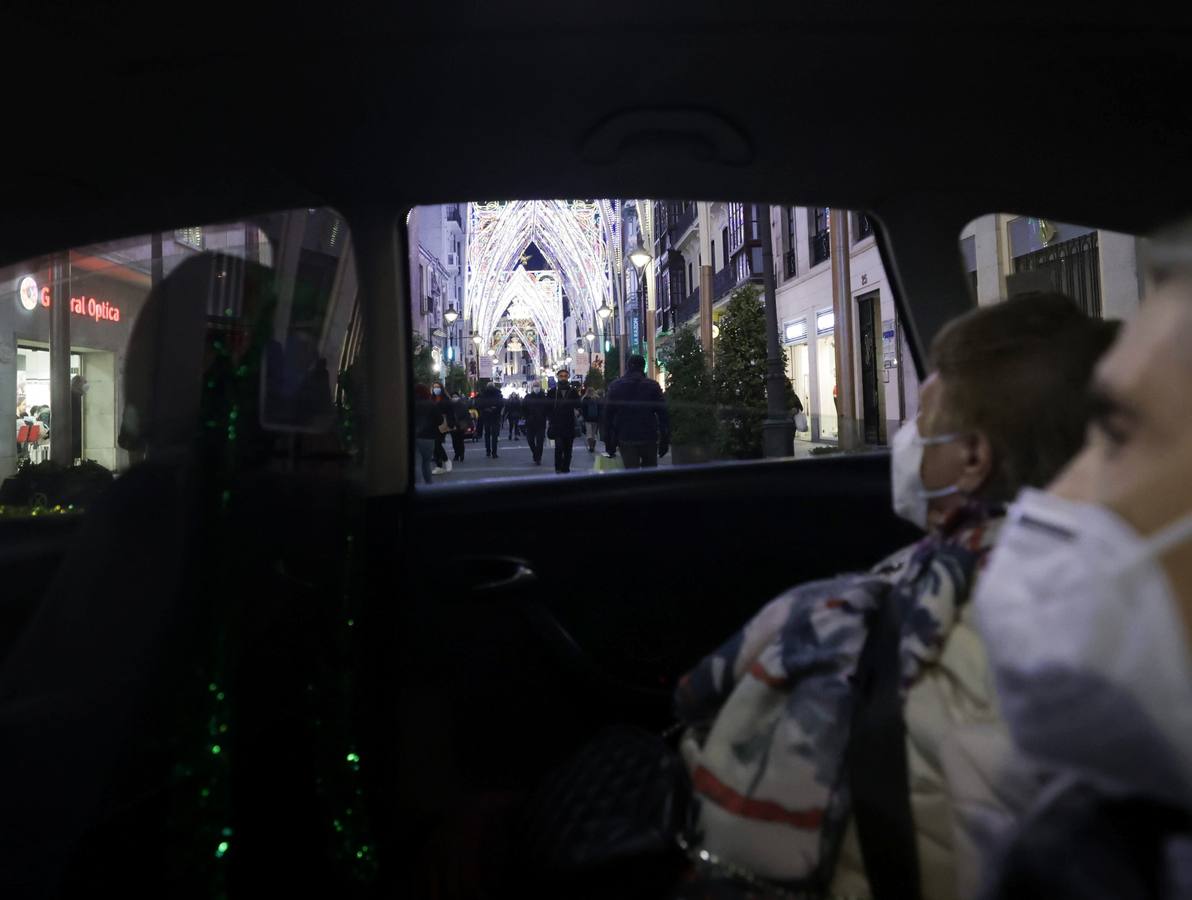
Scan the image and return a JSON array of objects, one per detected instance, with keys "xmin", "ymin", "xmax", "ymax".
[
  {"xmin": 477, "ymin": 384, "xmax": 504, "ymax": 458},
  {"xmin": 450, "ymin": 391, "xmax": 470, "ymax": 462},
  {"xmin": 523, "ymin": 382, "xmax": 548, "ymax": 465},
  {"xmin": 580, "ymin": 388, "xmax": 602, "ymax": 453},
  {"xmin": 413, "ymin": 384, "xmax": 443, "ymax": 485},
  {"xmin": 430, "ymin": 381, "xmax": 455, "ymax": 472},
  {"xmin": 603, "ymin": 354, "xmax": 669, "ymax": 469},
  {"xmin": 545, "ymin": 369, "xmax": 581, "ymax": 474},
  {"xmin": 505, "ymin": 392, "xmax": 523, "ymax": 441}
]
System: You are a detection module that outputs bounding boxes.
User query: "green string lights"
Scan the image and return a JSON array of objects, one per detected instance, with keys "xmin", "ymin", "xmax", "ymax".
[{"xmin": 162, "ymin": 285, "xmax": 377, "ymax": 895}]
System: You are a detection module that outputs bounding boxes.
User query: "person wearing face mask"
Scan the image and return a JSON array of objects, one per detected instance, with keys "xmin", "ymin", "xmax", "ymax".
[
  {"xmin": 671, "ymin": 293, "xmax": 1118, "ymax": 900},
  {"xmin": 430, "ymin": 381, "xmax": 455, "ymax": 474},
  {"xmin": 546, "ymin": 369, "xmax": 581, "ymax": 474},
  {"xmin": 523, "ymin": 380, "xmax": 548, "ymax": 465},
  {"xmin": 974, "ymin": 225, "xmax": 1192, "ymax": 900}
]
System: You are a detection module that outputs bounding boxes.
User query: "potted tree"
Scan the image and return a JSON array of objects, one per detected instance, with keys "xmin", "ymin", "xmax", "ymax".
[
  {"xmin": 665, "ymin": 326, "xmax": 720, "ymax": 465},
  {"xmin": 713, "ymin": 284, "xmax": 799, "ymax": 459}
]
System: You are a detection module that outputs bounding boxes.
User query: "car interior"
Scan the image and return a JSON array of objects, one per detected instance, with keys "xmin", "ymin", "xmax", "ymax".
[{"xmin": 2, "ymin": 3, "xmax": 1191, "ymax": 898}]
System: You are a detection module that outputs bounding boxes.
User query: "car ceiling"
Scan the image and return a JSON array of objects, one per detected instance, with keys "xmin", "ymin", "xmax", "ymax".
[{"xmin": 5, "ymin": 1, "xmax": 1191, "ymax": 345}]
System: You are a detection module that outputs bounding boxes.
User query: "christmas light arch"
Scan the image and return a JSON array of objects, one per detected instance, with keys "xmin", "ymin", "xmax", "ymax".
[{"xmin": 465, "ymin": 200, "xmax": 621, "ymax": 367}]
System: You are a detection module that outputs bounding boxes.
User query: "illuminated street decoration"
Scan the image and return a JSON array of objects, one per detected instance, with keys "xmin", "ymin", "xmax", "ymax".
[{"xmin": 466, "ymin": 200, "xmax": 620, "ymax": 366}]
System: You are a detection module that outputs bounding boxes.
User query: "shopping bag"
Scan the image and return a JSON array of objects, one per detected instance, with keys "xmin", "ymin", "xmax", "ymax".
[
  {"xmin": 593, "ymin": 452, "xmax": 624, "ymax": 474},
  {"xmin": 794, "ymin": 411, "xmax": 809, "ymax": 433}
]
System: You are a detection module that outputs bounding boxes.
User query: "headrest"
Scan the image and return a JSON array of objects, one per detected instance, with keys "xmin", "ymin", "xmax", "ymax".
[{"xmin": 119, "ymin": 253, "xmax": 276, "ymax": 457}]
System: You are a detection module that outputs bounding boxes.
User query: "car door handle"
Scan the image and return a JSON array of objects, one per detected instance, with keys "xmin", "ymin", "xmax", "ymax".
[{"xmin": 460, "ymin": 556, "xmax": 538, "ymax": 593}]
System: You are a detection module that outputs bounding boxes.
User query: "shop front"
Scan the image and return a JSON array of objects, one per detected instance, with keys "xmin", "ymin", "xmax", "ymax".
[
  {"xmin": 781, "ymin": 318, "xmax": 812, "ymax": 442},
  {"xmin": 814, "ymin": 308, "xmax": 839, "ymax": 442},
  {"xmin": 3, "ymin": 255, "xmax": 150, "ymax": 478}
]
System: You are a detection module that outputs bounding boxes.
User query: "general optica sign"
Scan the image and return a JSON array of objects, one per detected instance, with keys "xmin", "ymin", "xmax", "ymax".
[{"xmin": 15, "ymin": 275, "xmax": 122, "ymax": 323}]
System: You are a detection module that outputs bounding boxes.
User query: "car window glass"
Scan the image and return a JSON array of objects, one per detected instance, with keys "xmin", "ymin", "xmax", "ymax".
[
  {"xmin": 407, "ymin": 200, "xmax": 908, "ymax": 488},
  {"xmin": 960, "ymin": 214, "xmax": 1143, "ymax": 320},
  {"xmin": 2, "ymin": 208, "xmax": 361, "ymax": 517}
]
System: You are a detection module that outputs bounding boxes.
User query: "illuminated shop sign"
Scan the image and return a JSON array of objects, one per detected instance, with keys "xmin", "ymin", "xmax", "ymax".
[
  {"xmin": 783, "ymin": 319, "xmax": 808, "ymax": 343},
  {"xmin": 14, "ymin": 275, "xmax": 122, "ymax": 324}
]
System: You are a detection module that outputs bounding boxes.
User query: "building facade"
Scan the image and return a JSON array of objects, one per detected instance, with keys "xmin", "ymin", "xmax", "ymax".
[{"xmin": 408, "ymin": 203, "xmax": 467, "ymax": 382}]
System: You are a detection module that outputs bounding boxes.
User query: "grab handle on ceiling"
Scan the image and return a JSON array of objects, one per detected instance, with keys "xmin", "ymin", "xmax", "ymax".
[{"xmin": 580, "ymin": 108, "xmax": 753, "ymax": 166}]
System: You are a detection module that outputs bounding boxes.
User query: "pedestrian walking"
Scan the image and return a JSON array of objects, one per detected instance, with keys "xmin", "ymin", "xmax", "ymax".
[
  {"xmin": 470, "ymin": 394, "xmax": 483, "ymax": 443},
  {"xmin": 506, "ymin": 392, "xmax": 523, "ymax": 441},
  {"xmin": 580, "ymin": 387, "xmax": 601, "ymax": 453},
  {"xmin": 477, "ymin": 383, "xmax": 504, "ymax": 458},
  {"xmin": 450, "ymin": 391, "xmax": 470, "ymax": 462},
  {"xmin": 413, "ymin": 384, "xmax": 444, "ymax": 485},
  {"xmin": 546, "ymin": 369, "xmax": 581, "ymax": 474},
  {"xmin": 430, "ymin": 381, "xmax": 455, "ymax": 473},
  {"xmin": 523, "ymin": 381, "xmax": 548, "ymax": 465},
  {"xmin": 603, "ymin": 354, "xmax": 669, "ymax": 469}
]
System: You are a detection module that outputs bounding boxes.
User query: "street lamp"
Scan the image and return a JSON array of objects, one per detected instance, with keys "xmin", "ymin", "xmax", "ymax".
[
  {"xmin": 585, "ymin": 328, "xmax": 595, "ymax": 343},
  {"xmin": 444, "ymin": 304, "xmax": 459, "ymax": 324},
  {"xmin": 576, "ymin": 340, "xmax": 586, "ymax": 354},
  {"xmin": 597, "ymin": 300, "xmax": 613, "ymax": 320},
  {"xmin": 472, "ymin": 331, "xmax": 482, "ymax": 346},
  {"xmin": 565, "ymin": 356, "xmax": 573, "ymax": 366},
  {"xmin": 712, "ymin": 323, "xmax": 720, "ymax": 339},
  {"xmin": 629, "ymin": 235, "xmax": 652, "ymax": 270}
]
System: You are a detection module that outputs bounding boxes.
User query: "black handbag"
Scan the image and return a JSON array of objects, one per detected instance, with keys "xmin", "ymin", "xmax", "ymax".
[{"xmin": 519, "ymin": 725, "xmax": 692, "ymax": 893}]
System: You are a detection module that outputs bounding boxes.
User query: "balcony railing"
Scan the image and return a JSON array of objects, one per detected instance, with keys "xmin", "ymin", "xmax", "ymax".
[
  {"xmin": 445, "ymin": 204, "xmax": 463, "ymax": 227},
  {"xmin": 669, "ymin": 203, "xmax": 697, "ymax": 241},
  {"xmin": 675, "ymin": 286, "xmax": 700, "ymax": 327},
  {"xmin": 784, "ymin": 249, "xmax": 797, "ymax": 278},
  {"xmin": 810, "ymin": 231, "xmax": 831, "ymax": 266},
  {"xmin": 713, "ymin": 265, "xmax": 738, "ymax": 300},
  {"xmin": 713, "ymin": 253, "xmax": 766, "ymax": 300}
]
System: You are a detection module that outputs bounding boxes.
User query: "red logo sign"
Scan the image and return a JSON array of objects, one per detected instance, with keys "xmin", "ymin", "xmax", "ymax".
[{"xmin": 39, "ymin": 287, "xmax": 121, "ymax": 323}]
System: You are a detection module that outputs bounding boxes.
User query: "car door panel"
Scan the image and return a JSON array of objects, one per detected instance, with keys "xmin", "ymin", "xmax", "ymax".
[{"xmin": 389, "ymin": 451, "xmax": 918, "ymax": 802}]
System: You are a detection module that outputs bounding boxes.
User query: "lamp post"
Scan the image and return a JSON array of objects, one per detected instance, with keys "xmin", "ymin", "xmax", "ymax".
[
  {"xmin": 758, "ymin": 204, "xmax": 793, "ymax": 458},
  {"xmin": 630, "ymin": 214, "xmax": 655, "ymax": 378}
]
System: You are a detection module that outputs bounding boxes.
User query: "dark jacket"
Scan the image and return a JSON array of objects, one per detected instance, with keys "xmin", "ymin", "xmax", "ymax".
[
  {"xmin": 545, "ymin": 383, "xmax": 580, "ymax": 439},
  {"xmin": 580, "ymin": 395, "xmax": 602, "ymax": 423},
  {"xmin": 432, "ymin": 394, "xmax": 456, "ymax": 432},
  {"xmin": 523, "ymin": 390, "xmax": 548, "ymax": 430},
  {"xmin": 451, "ymin": 397, "xmax": 470, "ymax": 431},
  {"xmin": 603, "ymin": 370, "xmax": 669, "ymax": 449},
  {"xmin": 415, "ymin": 399, "xmax": 446, "ymax": 440},
  {"xmin": 505, "ymin": 396, "xmax": 523, "ymax": 423},
  {"xmin": 477, "ymin": 387, "xmax": 504, "ymax": 423}
]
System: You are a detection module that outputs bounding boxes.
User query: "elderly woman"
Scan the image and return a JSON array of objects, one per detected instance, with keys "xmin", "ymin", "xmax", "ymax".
[{"xmin": 674, "ymin": 292, "xmax": 1121, "ymax": 900}]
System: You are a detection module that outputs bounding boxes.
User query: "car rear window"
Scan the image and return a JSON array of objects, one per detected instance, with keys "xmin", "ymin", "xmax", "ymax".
[{"xmin": 406, "ymin": 200, "xmax": 910, "ymax": 488}]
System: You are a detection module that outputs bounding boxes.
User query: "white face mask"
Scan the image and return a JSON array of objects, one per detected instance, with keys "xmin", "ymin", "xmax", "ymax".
[
  {"xmin": 432, "ymin": 387, "xmax": 442, "ymax": 396},
  {"xmin": 890, "ymin": 418, "xmax": 963, "ymax": 529},
  {"xmin": 975, "ymin": 488, "xmax": 1192, "ymax": 806}
]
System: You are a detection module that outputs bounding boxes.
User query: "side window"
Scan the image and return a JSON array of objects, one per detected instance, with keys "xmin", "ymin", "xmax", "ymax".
[
  {"xmin": 2, "ymin": 208, "xmax": 360, "ymax": 516},
  {"xmin": 960, "ymin": 214, "xmax": 1142, "ymax": 321},
  {"xmin": 406, "ymin": 200, "xmax": 908, "ymax": 488}
]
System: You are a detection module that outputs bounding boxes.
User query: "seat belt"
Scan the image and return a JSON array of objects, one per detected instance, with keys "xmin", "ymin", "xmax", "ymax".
[{"xmin": 848, "ymin": 596, "xmax": 921, "ymax": 900}]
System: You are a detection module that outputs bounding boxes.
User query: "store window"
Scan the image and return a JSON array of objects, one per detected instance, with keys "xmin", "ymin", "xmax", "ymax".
[{"xmin": 810, "ymin": 208, "xmax": 831, "ymax": 267}]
